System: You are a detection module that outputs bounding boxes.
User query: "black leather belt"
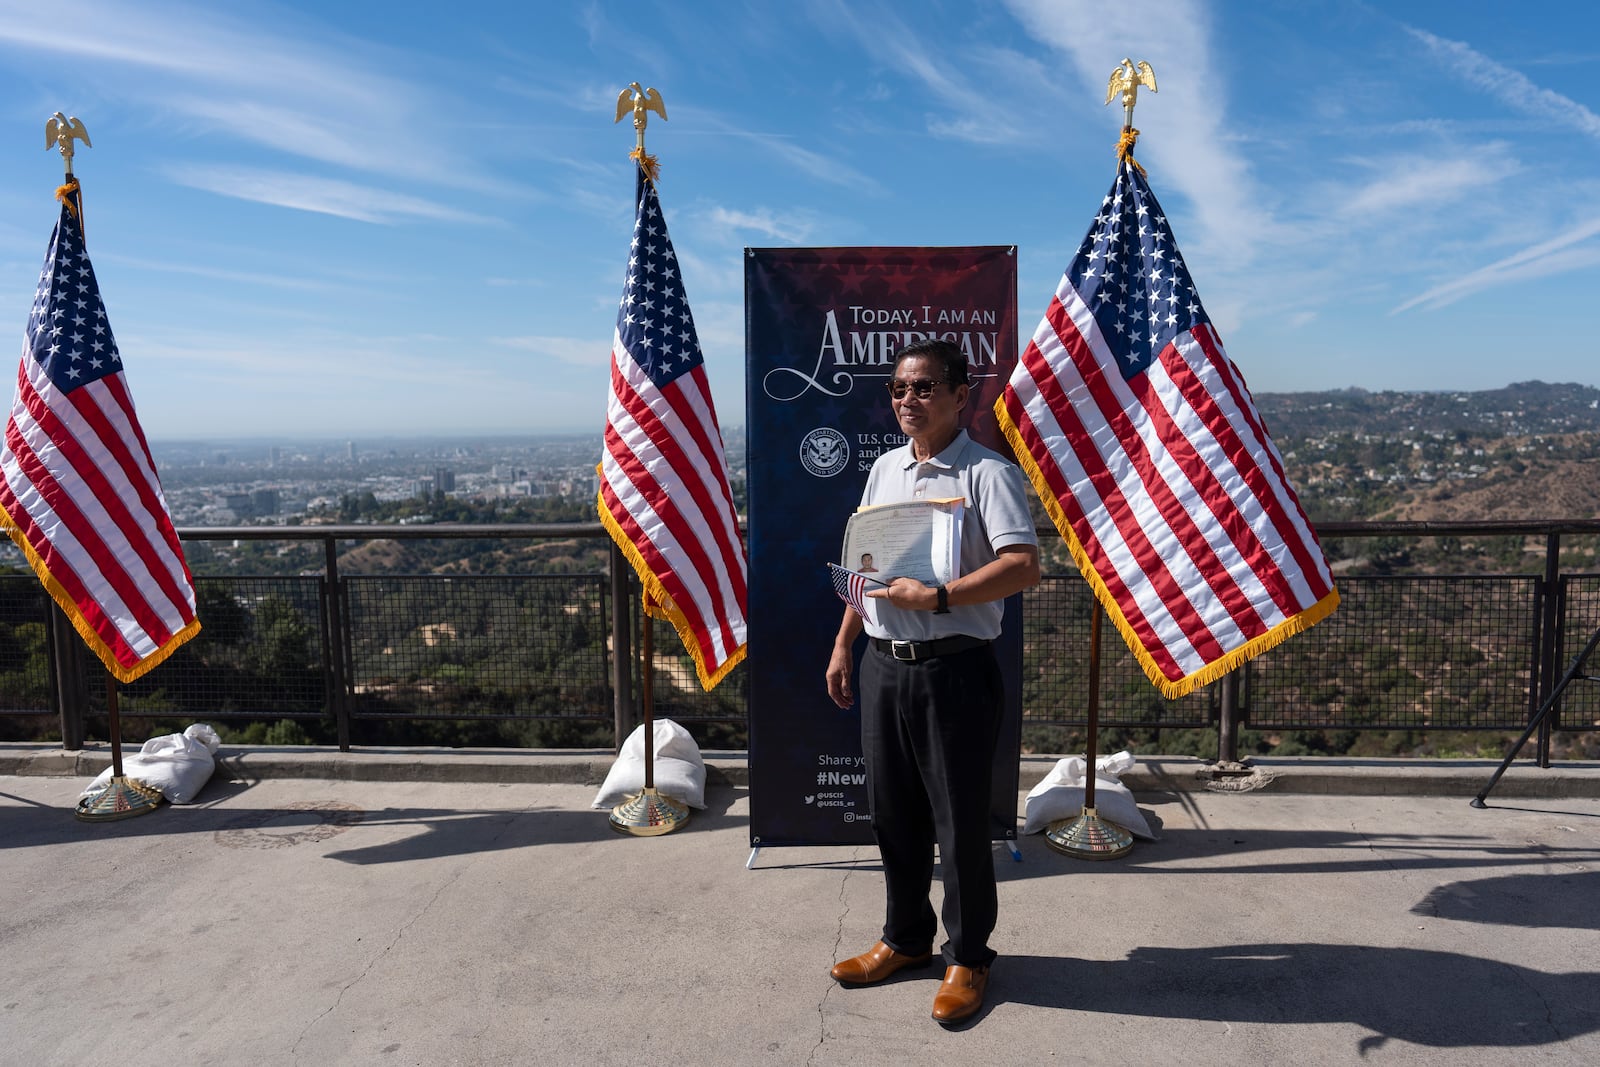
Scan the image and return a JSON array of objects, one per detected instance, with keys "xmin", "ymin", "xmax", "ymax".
[{"xmin": 871, "ymin": 635, "xmax": 991, "ymax": 662}]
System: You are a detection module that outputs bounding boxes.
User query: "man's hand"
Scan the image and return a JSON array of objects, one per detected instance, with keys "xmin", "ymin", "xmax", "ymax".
[
  {"xmin": 826, "ymin": 643, "xmax": 855, "ymax": 709},
  {"xmin": 827, "ymin": 605, "xmax": 864, "ymax": 709},
  {"xmin": 866, "ymin": 577, "xmax": 938, "ymax": 612}
]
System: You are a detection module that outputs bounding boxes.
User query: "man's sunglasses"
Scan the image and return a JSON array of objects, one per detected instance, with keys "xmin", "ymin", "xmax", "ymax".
[{"xmin": 886, "ymin": 378, "xmax": 949, "ymax": 400}]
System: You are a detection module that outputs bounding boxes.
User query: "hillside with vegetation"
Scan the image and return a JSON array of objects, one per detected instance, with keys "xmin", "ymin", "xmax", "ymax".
[{"xmin": 1256, "ymin": 380, "xmax": 1600, "ymax": 526}]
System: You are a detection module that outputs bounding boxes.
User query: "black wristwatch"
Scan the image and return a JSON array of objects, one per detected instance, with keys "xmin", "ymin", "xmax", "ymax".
[{"xmin": 933, "ymin": 585, "xmax": 951, "ymax": 614}]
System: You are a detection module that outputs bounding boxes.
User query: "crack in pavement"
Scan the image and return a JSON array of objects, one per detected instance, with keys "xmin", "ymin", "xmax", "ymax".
[
  {"xmin": 1500, "ymin": 956, "xmax": 1565, "ymax": 1042},
  {"xmin": 288, "ymin": 809, "xmax": 522, "ymax": 1062},
  {"xmin": 811, "ymin": 847, "xmax": 865, "ymax": 1066}
]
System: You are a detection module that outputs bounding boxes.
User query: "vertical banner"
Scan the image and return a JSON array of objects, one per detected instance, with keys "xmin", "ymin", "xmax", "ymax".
[{"xmin": 745, "ymin": 246, "xmax": 1020, "ymax": 847}]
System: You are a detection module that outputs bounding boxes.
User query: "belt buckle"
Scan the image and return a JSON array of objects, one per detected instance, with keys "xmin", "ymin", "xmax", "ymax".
[{"xmin": 890, "ymin": 639, "xmax": 918, "ymax": 662}]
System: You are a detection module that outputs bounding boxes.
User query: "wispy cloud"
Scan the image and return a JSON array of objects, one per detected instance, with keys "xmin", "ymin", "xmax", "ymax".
[
  {"xmin": 1001, "ymin": 4, "xmax": 1587, "ymax": 340},
  {"xmin": 812, "ymin": 0, "xmax": 1040, "ymax": 146},
  {"xmin": 98, "ymin": 253, "xmax": 336, "ymax": 292},
  {"xmin": 0, "ymin": 0, "xmax": 379, "ymax": 94},
  {"xmin": 1379, "ymin": 27, "xmax": 1600, "ymax": 314},
  {"xmin": 168, "ymin": 98, "xmax": 384, "ymax": 176},
  {"xmin": 1004, "ymin": 0, "xmax": 1272, "ymax": 273},
  {"xmin": 1394, "ymin": 217, "xmax": 1600, "ymax": 313},
  {"xmin": 1337, "ymin": 149, "xmax": 1520, "ymax": 216},
  {"xmin": 749, "ymin": 132, "xmax": 883, "ymax": 194},
  {"xmin": 0, "ymin": 0, "xmax": 507, "ymax": 197},
  {"xmin": 492, "ymin": 335, "xmax": 611, "ymax": 367},
  {"xmin": 702, "ymin": 205, "xmax": 813, "ymax": 244},
  {"xmin": 167, "ymin": 165, "xmax": 496, "ymax": 226},
  {"xmin": 669, "ymin": 110, "xmax": 882, "ymax": 195},
  {"xmin": 494, "ymin": 74, "xmax": 884, "ymax": 197},
  {"xmin": 1408, "ymin": 26, "xmax": 1600, "ymax": 140}
]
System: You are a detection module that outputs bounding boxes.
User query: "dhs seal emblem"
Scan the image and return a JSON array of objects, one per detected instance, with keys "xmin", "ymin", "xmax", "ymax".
[{"xmin": 799, "ymin": 428, "xmax": 849, "ymax": 478}]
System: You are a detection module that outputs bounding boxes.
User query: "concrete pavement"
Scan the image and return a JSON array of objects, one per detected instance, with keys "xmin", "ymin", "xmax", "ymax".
[{"xmin": 3, "ymin": 752, "xmax": 1600, "ymax": 1065}]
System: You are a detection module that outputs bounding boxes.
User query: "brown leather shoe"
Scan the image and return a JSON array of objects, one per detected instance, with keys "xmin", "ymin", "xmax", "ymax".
[
  {"xmin": 830, "ymin": 941, "xmax": 934, "ymax": 985},
  {"xmin": 930, "ymin": 963, "xmax": 989, "ymax": 1026}
]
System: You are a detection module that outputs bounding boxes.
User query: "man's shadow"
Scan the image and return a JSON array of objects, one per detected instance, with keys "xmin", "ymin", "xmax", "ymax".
[{"xmin": 995, "ymin": 943, "xmax": 1599, "ymax": 1050}]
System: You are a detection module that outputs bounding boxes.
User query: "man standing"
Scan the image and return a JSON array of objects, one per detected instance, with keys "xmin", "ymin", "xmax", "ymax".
[{"xmin": 825, "ymin": 338, "xmax": 1040, "ymax": 1027}]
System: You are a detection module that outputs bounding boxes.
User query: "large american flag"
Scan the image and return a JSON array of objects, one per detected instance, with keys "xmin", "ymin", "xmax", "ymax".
[
  {"xmin": 598, "ymin": 165, "xmax": 747, "ymax": 690},
  {"xmin": 996, "ymin": 161, "xmax": 1337, "ymax": 699},
  {"xmin": 0, "ymin": 182, "xmax": 199, "ymax": 682}
]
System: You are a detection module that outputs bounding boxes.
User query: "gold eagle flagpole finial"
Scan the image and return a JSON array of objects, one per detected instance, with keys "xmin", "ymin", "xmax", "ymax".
[
  {"xmin": 46, "ymin": 112, "xmax": 91, "ymax": 176},
  {"xmin": 615, "ymin": 82, "xmax": 667, "ymax": 181},
  {"xmin": 1105, "ymin": 59, "xmax": 1156, "ymax": 171},
  {"xmin": 46, "ymin": 112, "xmax": 91, "ymax": 233}
]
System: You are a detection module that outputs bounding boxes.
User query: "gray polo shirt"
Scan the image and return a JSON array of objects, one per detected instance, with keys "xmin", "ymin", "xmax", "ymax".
[{"xmin": 859, "ymin": 430, "xmax": 1037, "ymax": 642}]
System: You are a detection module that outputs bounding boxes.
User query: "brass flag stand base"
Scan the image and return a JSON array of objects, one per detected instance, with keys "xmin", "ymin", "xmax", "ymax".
[
  {"xmin": 609, "ymin": 786, "xmax": 691, "ymax": 837},
  {"xmin": 608, "ymin": 592, "xmax": 691, "ymax": 837},
  {"xmin": 76, "ymin": 674, "xmax": 161, "ymax": 821},
  {"xmin": 76, "ymin": 775, "xmax": 162, "ymax": 822},
  {"xmin": 1044, "ymin": 806, "xmax": 1133, "ymax": 859}
]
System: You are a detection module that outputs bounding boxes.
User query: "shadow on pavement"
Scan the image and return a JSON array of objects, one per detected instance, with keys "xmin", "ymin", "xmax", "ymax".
[
  {"xmin": 995, "ymin": 824, "xmax": 1600, "ymax": 880},
  {"xmin": 0, "ymin": 781, "xmax": 747, "ymax": 862},
  {"xmin": 325, "ymin": 784, "xmax": 747, "ymax": 864},
  {"xmin": 997, "ymin": 943, "xmax": 1600, "ymax": 1050},
  {"xmin": 1411, "ymin": 869, "xmax": 1600, "ymax": 930}
]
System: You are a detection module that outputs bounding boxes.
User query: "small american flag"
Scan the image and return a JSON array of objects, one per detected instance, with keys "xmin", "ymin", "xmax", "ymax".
[
  {"xmin": 598, "ymin": 165, "xmax": 747, "ymax": 690},
  {"xmin": 996, "ymin": 161, "xmax": 1337, "ymax": 699},
  {"xmin": 827, "ymin": 563, "xmax": 873, "ymax": 620},
  {"xmin": 0, "ymin": 181, "xmax": 199, "ymax": 682}
]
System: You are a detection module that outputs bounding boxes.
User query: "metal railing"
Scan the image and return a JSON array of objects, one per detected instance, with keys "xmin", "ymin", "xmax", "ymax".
[{"xmin": 4, "ymin": 520, "xmax": 1600, "ymax": 762}]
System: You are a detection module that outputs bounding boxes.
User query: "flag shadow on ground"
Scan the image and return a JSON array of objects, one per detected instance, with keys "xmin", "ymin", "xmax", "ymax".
[
  {"xmin": 322, "ymin": 784, "xmax": 747, "ymax": 865},
  {"xmin": 0, "ymin": 782, "xmax": 746, "ymax": 862},
  {"xmin": 1411, "ymin": 869, "xmax": 1600, "ymax": 931},
  {"xmin": 994, "ymin": 945, "xmax": 1599, "ymax": 1050}
]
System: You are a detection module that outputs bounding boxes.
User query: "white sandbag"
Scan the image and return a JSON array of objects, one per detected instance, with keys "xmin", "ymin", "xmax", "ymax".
[
  {"xmin": 592, "ymin": 717, "xmax": 706, "ymax": 810},
  {"xmin": 1021, "ymin": 750, "xmax": 1155, "ymax": 838},
  {"xmin": 80, "ymin": 723, "xmax": 221, "ymax": 805}
]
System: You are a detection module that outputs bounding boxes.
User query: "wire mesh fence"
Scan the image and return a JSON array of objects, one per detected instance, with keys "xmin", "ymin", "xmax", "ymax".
[
  {"xmin": 0, "ymin": 575, "xmax": 51, "ymax": 714},
  {"xmin": 633, "ymin": 617, "xmax": 748, "ymax": 748},
  {"xmin": 6, "ymin": 523, "xmax": 1600, "ymax": 756},
  {"xmin": 1020, "ymin": 576, "xmax": 1213, "ymax": 730},
  {"xmin": 1557, "ymin": 575, "xmax": 1600, "ymax": 732},
  {"xmin": 343, "ymin": 574, "xmax": 611, "ymax": 727},
  {"xmin": 96, "ymin": 576, "xmax": 331, "ymax": 721},
  {"xmin": 1241, "ymin": 575, "xmax": 1540, "ymax": 731}
]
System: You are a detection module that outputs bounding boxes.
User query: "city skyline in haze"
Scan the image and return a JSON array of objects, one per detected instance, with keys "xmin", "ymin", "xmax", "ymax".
[{"xmin": 1, "ymin": 1, "xmax": 1598, "ymax": 440}]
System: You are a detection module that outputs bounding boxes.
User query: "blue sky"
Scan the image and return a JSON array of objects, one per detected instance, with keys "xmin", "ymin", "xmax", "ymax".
[{"xmin": 1, "ymin": 0, "xmax": 1598, "ymax": 441}]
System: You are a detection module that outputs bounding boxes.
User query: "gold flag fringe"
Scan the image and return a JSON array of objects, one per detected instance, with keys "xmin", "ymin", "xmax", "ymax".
[
  {"xmin": 55, "ymin": 177, "xmax": 83, "ymax": 238},
  {"xmin": 993, "ymin": 398, "xmax": 1339, "ymax": 700},
  {"xmin": 1115, "ymin": 127, "xmax": 1147, "ymax": 177},
  {"xmin": 55, "ymin": 177, "xmax": 81, "ymax": 217},
  {"xmin": 1, "ymin": 519, "xmax": 201, "ymax": 683},
  {"xmin": 595, "ymin": 472, "xmax": 746, "ymax": 692},
  {"xmin": 630, "ymin": 148, "xmax": 660, "ymax": 184}
]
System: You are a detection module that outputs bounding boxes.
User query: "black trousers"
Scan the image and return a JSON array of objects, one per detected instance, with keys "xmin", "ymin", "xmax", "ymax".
[{"xmin": 859, "ymin": 641, "xmax": 1003, "ymax": 968}]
